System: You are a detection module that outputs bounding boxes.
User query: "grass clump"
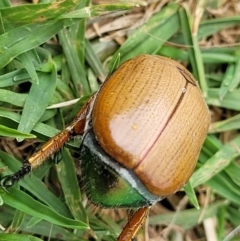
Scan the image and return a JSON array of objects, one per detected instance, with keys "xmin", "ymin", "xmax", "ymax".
[{"xmin": 0, "ymin": 0, "xmax": 240, "ymax": 241}]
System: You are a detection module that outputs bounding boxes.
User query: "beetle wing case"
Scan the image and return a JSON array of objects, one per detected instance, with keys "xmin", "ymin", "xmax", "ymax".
[{"xmin": 92, "ymin": 54, "xmax": 210, "ymax": 197}]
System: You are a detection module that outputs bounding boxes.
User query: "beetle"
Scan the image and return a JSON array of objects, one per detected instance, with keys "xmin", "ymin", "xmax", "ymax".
[{"xmin": 0, "ymin": 54, "xmax": 210, "ymax": 240}]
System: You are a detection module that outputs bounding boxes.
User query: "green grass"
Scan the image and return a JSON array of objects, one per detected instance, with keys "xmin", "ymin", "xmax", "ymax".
[{"xmin": 0, "ymin": 0, "xmax": 240, "ymax": 241}]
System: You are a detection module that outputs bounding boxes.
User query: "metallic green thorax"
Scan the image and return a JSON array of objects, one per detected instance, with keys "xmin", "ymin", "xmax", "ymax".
[{"xmin": 80, "ymin": 130, "xmax": 161, "ymax": 208}]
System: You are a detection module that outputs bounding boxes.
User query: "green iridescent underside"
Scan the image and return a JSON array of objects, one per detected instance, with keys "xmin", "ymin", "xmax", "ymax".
[{"xmin": 80, "ymin": 130, "xmax": 160, "ymax": 208}]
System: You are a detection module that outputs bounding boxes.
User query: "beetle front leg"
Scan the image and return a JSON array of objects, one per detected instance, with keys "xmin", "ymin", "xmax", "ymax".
[{"xmin": 0, "ymin": 161, "xmax": 31, "ymax": 188}]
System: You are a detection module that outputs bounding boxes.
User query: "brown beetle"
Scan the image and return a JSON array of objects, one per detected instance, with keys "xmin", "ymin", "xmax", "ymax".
[
  {"xmin": 1, "ymin": 54, "xmax": 210, "ymax": 241},
  {"xmin": 93, "ymin": 54, "xmax": 210, "ymax": 196}
]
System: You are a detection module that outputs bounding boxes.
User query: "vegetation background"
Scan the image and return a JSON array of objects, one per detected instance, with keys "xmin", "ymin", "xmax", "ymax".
[{"xmin": 0, "ymin": 0, "xmax": 240, "ymax": 241}]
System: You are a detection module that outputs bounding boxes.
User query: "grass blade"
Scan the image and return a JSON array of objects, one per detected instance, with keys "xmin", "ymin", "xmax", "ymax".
[{"xmin": 17, "ymin": 66, "xmax": 57, "ymax": 140}]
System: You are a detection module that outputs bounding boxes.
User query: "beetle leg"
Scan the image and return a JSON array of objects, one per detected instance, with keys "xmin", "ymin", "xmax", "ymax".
[
  {"xmin": 0, "ymin": 95, "xmax": 96, "ymax": 188},
  {"xmin": 117, "ymin": 207, "xmax": 150, "ymax": 241},
  {"xmin": 0, "ymin": 161, "xmax": 31, "ymax": 188}
]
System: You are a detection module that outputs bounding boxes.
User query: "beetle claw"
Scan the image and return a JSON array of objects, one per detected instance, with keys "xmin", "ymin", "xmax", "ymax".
[
  {"xmin": 0, "ymin": 175, "xmax": 17, "ymax": 190},
  {"xmin": 0, "ymin": 161, "xmax": 32, "ymax": 190}
]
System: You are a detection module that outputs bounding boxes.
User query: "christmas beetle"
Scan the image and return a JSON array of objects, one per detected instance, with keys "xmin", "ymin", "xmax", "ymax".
[{"xmin": 0, "ymin": 54, "xmax": 210, "ymax": 240}]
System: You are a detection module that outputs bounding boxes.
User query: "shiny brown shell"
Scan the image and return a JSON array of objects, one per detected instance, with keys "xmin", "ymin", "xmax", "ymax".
[{"xmin": 92, "ymin": 54, "xmax": 210, "ymax": 196}]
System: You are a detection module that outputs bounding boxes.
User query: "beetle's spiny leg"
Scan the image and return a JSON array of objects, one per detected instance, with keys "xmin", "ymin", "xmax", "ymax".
[
  {"xmin": 0, "ymin": 161, "xmax": 31, "ymax": 188},
  {"xmin": 0, "ymin": 95, "xmax": 96, "ymax": 189},
  {"xmin": 0, "ymin": 131, "xmax": 70, "ymax": 189}
]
